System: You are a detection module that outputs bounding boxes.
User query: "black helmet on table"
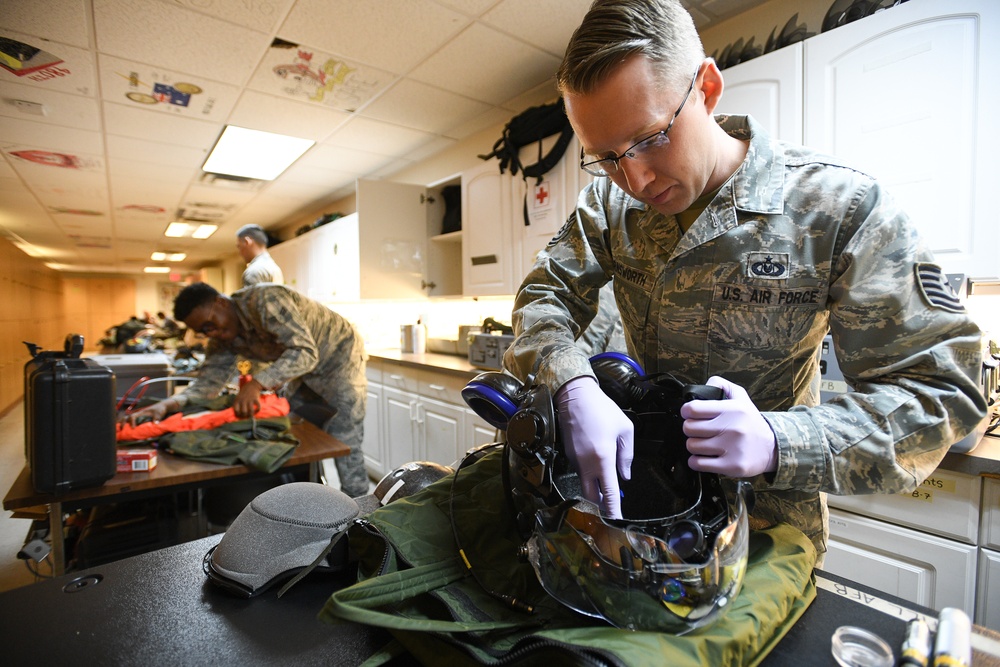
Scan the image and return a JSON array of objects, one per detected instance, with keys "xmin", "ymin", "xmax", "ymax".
[
  {"xmin": 462, "ymin": 352, "xmax": 750, "ymax": 633},
  {"xmin": 374, "ymin": 460, "xmax": 454, "ymax": 506}
]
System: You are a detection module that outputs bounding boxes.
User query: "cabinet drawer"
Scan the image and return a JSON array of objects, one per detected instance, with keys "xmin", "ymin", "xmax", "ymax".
[
  {"xmin": 824, "ymin": 508, "xmax": 978, "ymax": 616},
  {"xmin": 365, "ymin": 358, "xmax": 382, "ymax": 384},
  {"xmin": 418, "ymin": 370, "xmax": 469, "ymax": 406},
  {"xmin": 982, "ymin": 478, "xmax": 1000, "ymax": 550},
  {"xmin": 826, "ymin": 469, "xmax": 981, "ymax": 543},
  {"xmin": 382, "ymin": 363, "xmax": 419, "ymax": 393}
]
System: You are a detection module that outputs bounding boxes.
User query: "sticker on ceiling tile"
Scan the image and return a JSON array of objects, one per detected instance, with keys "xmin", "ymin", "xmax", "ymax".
[
  {"xmin": 0, "ymin": 35, "xmax": 64, "ymax": 77},
  {"xmin": 101, "ymin": 55, "xmax": 236, "ymax": 121},
  {"xmin": 121, "ymin": 205, "xmax": 167, "ymax": 214},
  {"xmin": 49, "ymin": 207, "xmax": 103, "ymax": 216},
  {"xmin": 250, "ymin": 41, "xmax": 392, "ymax": 112},
  {"xmin": 68, "ymin": 235, "xmax": 112, "ymax": 249},
  {"xmin": 6, "ymin": 148, "xmax": 101, "ymax": 171}
]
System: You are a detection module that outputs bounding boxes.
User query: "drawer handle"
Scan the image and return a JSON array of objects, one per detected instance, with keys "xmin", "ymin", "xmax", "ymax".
[
  {"xmin": 428, "ymin": 384, "xmax": 445, "ymax": 391},
  {"xmin": 471, "ymin": 254, "xmax": 497, "ymax": 266},
  {"xmin": 389, "ymin": 374, "xmax": 404, "ymax": 381}
]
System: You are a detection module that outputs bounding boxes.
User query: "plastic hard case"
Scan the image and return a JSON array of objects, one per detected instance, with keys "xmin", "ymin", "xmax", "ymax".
[{"xmin": 23, "ymin": 335, "xmax": 116, "ymax": 494}]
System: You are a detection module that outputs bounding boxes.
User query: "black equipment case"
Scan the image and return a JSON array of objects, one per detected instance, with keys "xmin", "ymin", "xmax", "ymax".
[{"xmin": 23, "ymin": 334, "xmax": 116, "ymax": 494}]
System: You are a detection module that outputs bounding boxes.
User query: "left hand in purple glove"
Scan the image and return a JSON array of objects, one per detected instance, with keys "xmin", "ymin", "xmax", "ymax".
[{"xmin": 680, "ymin": 376, "xmax": 778, "ymax": 478}]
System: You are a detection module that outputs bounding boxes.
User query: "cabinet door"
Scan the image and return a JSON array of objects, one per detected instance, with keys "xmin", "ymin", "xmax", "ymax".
[
  {"xmin": 516, "ymin": 135, "xmax": 586, "ymax": 282},
  {"xmin": 465, "ymin": 410, "xmax": 500, "ymax": 451},
  {"xmin": 823, "ymin": 508, "xmax": 978, "ymax": 616},
  {"xmin": 977, "ymin": 548, "xmax": 1000, "ymax": 631},
  {"xmin": 267, "ymin": 234, "xmax": 309, "ymax": 293},
  {"xmin": 462, "ymin": 159, "xmax": 517, "ymax": 296},
  {"xmin": 307, "ymin": 214, "xmax": 360, "ymax": 302},
  {"xmin": 356, "ymin": 179, "xmax": 427, "ymax": 299},
  {"xmin": 362, "ymin": 381, "xmax": 384, "ymax": 479},
  {"xmin": 419, "ymin": 397, "xmax": 465, "ymax": 467},
  {"xmin": 382, "ymin": 385, "xmax": 419, "ymax": 471},
  {"xmin": 715, "ymin": 43, "xmax": 802, "ymax": 144},
  {"xmin": 804, "ymin": 0, "xmax": 1000, "ymax": 278}
]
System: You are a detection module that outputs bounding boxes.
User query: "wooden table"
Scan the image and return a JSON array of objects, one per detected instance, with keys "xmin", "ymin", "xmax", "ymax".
[{"xmin": 3, "ymin": 417, "xmax": 350, "ymax": 575}]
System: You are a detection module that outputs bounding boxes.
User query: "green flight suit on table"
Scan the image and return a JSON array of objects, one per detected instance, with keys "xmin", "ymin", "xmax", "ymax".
[{"xmin": 504, "ymin": 115, "xmax": 987, "ymax": 554}]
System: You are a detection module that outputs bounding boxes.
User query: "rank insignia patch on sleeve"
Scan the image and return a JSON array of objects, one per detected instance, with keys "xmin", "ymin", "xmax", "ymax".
[{"xmin": 915, "ymin": 263, "xmax": 965, "ymax": 313}]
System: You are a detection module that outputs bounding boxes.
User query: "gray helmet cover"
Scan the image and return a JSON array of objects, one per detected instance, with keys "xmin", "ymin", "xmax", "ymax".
[{"xmin": 204, "ymin": 482, "xmax": 377, "ymax": 597}]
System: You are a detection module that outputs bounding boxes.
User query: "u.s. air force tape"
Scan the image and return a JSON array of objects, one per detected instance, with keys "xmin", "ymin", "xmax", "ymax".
[{"xmin": 916, "ymin": 263, "xmax": 964, "ymax": 313}]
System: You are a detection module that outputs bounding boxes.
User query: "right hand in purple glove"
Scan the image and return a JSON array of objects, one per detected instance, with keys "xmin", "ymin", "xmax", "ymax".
[{"xmin": 555, "ymin": 376, "xmax": 634, "ymax": 519}]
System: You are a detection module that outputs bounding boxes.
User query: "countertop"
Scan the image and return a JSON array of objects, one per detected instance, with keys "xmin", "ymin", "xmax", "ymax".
[{"xmin": 368, "ymin": 348, "xmax": 1000, "ymax": 478}]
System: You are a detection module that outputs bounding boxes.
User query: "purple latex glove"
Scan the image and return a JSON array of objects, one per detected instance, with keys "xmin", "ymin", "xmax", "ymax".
[
  {"xmin": 555, "ymin": 376, "xmax": 634, "ymax": 518},
  {"xmin": 681, "ymin": 376, "xmax": 778, "ymax": 477}
]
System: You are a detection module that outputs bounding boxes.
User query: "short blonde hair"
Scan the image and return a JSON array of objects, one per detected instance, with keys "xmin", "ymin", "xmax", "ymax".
[{"xmin": 557, "ymin": 0, "xmax": 704, "ymax": 96}]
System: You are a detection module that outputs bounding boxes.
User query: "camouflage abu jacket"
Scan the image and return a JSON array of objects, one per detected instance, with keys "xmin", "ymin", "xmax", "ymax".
[
  {"xmin": 504, "ymin": 115, "xmax": 986, "ymax": 552},
  {"xmin": 174, "ymin": 284, "xmax": 366, "ymax": 425}
]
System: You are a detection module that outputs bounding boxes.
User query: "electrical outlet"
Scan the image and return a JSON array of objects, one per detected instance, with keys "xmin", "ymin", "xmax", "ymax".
[{"xmin": 17, "ymin": 538, "xmax": 50, "ymax": 562}]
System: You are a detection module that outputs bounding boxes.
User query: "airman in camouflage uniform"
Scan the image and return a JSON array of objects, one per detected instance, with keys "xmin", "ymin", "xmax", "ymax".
[
  {"xmin": 504, "ymin": 0, "xmax": 986, "ymax": 554},
  {"xmin": 131, "ymin": 283, "xmax": 370, "ymax": 497}
]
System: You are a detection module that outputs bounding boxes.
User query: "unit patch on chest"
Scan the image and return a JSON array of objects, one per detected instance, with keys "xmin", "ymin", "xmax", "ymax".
[
  {"xmin": 745, "ymin": 252, "xmax": 790, "ymax": 279},
  {"xmin": 714, "ymin": 283, "xmax": 824, "ymax": 307}
]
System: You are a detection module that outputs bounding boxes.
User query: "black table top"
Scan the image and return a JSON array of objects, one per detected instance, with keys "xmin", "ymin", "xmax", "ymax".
[{"xmin": 0, "ymin": 534, "xmax": 935, "ymax": 667}]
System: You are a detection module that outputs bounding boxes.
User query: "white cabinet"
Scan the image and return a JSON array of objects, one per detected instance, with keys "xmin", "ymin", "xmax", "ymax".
[
  {"xmin": 803, "ymin": 0, "xmax": 1000, "ymax": 279},
  {"xmin": 355, "ymin": 179, "xmax": 428, "ymax": 300},
  {"xmin": 715, "ymin": 43, "xmax": 803, "ymax": 144},
  {"xmin": 824, "ymin": 507, "xmax": 978, "ymax": 616},
  {"xmin": 361, "ymin": 360, "xmax": 385, "ymax": 480},
  {"xmin": 376, "ymin": 361, "xmax": 480, "ymax": 470},
  {"xmin": 978, "ymin": 549, "xmax": 1000, "ymax": 630},
  {"xmin": 382, "ymin": 385, "xmax": 420, "ymax": 473},
  {"xmin": 827, "ymin": 469, "xmax": 981, "ymax": 543},
  {"xmin": 462, "ymin": 159, "xmax": 518, "ymax": 296},
  {"xmin": 513, "ymin": 135, "xmax": 593, "ymax": 282},
  {"xmin": 269, "ymin": 213, "xmax": 362, "ymax": 301},
  {"xmin": 465, "ymin": 410, "xmax": 500, "ymax": 452}
]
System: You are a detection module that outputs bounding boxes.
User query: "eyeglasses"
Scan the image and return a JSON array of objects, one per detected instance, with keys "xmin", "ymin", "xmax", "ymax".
[
  {"xmin": 195, "ymin": 302, "xmax": 220, "ymax": 336},
  {"xmin": 580, "ymin": 70, "xmax": 698, "ymax": 178}
]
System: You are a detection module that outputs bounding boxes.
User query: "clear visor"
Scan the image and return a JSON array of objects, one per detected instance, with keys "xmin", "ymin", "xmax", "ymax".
[{"xmin": 525, "ymin": 487, "xmax": 748, "ymax": 633}]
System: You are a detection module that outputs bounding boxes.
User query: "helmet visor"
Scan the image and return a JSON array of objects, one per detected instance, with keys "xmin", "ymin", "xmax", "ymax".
[{"xmin": 525, "ymin": 487, "xmax": 748, "ymax": 633}]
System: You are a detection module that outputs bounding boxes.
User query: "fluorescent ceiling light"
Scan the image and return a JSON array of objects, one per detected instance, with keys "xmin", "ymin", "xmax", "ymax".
[
  {"xmin": 202, "ymin": 125, "xmax": 314, "ymax": 180},
  {"xmin": 144, "ymin": 266, "xmax": 171, "ymax": 273},
  {"xmin": 164, "ymin": 222, "xmax": 218, "ymax": 239},
  {"xmin": 151, "ymin": 251, "xmax": 186, "ymax": 262}
]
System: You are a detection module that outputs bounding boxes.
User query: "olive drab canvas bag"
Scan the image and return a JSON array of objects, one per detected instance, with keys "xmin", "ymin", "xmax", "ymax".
[
  {"xmin": 478, "ymin": 99, "xmax": 575, "ymax": 226},
  {"xmin": 320, "ymin": 446, "xmax": 818, "ymax": 666}
]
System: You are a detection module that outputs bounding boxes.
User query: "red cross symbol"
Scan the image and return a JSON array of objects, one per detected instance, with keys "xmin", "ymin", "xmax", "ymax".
[{"xmin": 534, "ymin": 183, "xmax": 549, "ymax": 207}]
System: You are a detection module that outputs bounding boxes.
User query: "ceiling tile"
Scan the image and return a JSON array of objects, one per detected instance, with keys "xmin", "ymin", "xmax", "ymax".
[
  {"xmin": 482, "ymin": 0, "xmax": 592, "ymax": 56},
  {"xmin": 361, "ymin": 79, "xmax": 492, "ymax": 135},
  {"xmin": 105, "ymin": 135, "xmax": 207, "ymax": 169},
  {"xmin": 0, "ymin": 117, "xmax": 103, "ymax": 154},
  {"xmin": 245, "ymin": 41, "xmax": 396, "ymax": 114},
  {"xmin": 227, "ymin": 89, "xmax": 351, "ymax": 141},
  {"xmin": 107, "ymin": 157, "xmax": 196, "ymax": 186},
  {"xmin": 0, "ymin": 80, "xmax": 101, "ymax": 131},
  {"xmin": 171, "ymin": 0, "xmax": 297, "ymax": 33},
  {"xmin": 93, "ymin": 0, "xmax": 270, "ymax": 86},
  {"xmin": 278, "ymin": 0, "xmax": 468, "ymax": 74},
  {"xmin": 297, "ymin": 143, "xmax": 393, "ymax": 176},
  {"xmin": 324, "ymin": 117, "xmax": 437, "ymax": 157},
  {"xmin": 0, "ymin": 31, "xmax": 97, "ymax": 96},
  {"xmin": 408, "ymin": 23, "xmax": 561, "ymax": 105},
  {"xmin": 434, "ymin": 0, "xmax": 497, "ymax": 17},
  {"xmin": 98, "ymin": 54, "xmax": 241, "ymax": 123},
  {"xmin": 0, "ymin": 0, "xmax": 91, "ymax": 49},
  {"xmin": 102, "ymin": 101, "xmax": 222, "ymax": 148}
]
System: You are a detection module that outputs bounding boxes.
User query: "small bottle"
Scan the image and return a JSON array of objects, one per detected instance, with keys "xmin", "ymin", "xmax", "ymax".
[
  {"xmin": 899, "ymin": 617, "xmax": 931, "ymax": 667},
  {"xmin": 933, "ymin": 608, "xmax": 972, "ymax": 667}
]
